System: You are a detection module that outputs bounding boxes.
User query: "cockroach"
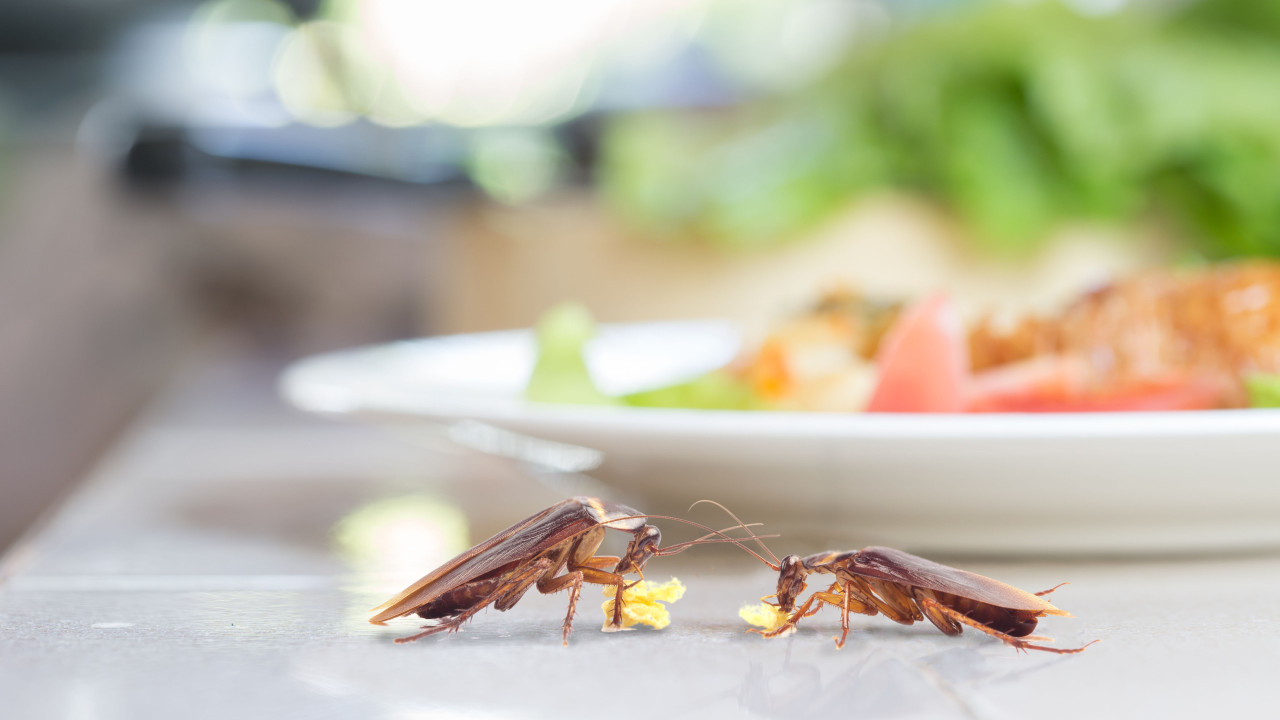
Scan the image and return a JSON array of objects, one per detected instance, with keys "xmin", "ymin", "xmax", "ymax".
[
  {"xmin": 750, "ymin": 543, "xmax": 1097, "ymax": 654},
  {"xmin": 369, "ymin": 496, "xmax": 773, "ymax": 646}
]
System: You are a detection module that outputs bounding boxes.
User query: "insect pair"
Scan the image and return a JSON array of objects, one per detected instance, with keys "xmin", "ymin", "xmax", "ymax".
[{"xmin": 370, "ymin": 497, "xmax": 1096, "ymax": 654}]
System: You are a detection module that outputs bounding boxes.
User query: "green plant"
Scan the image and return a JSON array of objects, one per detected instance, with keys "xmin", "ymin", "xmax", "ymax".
[{"xmin": 602, "ymin": 0, "xmax": 1280, "ymax": 258}]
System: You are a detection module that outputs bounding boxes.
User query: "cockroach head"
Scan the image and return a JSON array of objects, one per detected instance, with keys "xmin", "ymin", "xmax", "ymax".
[
  {"xmin": 614, "ymin": 524, "xmax": 662, "ymax": 576},
  {"xmin": 775, "ymin": 555, "xmax": 808, "ymax": 613}
]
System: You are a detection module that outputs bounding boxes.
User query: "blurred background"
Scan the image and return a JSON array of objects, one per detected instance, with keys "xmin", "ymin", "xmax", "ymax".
[{"xmin": 3, "ymin": 0, "xmax": 1279, "ymax": 552}]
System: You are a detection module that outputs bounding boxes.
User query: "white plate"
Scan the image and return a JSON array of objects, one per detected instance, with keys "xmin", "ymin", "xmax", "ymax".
[{"xmin": 281, "ymin": 321, "xmax": 1280, "ymax": 556}]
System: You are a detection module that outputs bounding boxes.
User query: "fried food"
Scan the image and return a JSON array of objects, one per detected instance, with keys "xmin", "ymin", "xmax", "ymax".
[{"xmin": 970, "ymin": 263, "xmax": 1280, "ymax": 405}]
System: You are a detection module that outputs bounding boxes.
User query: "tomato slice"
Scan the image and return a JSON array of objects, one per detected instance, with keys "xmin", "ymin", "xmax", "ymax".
[{"xmin": 866, "ymin": 293, "xmax": 969, "ymax": 413}]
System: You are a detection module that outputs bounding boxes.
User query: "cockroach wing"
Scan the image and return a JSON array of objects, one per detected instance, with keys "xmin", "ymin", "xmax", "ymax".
[
  {"xmin": 369, "ymin": 497, "xmax": 644, "ymax": 625},
  {"xmin": 852, "ymin": 547, "xmax": 1069, "ymax": 615}
]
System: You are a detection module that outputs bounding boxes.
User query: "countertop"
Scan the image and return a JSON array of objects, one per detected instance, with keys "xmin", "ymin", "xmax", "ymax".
[{"xmin": 4, "ymin": 349, "xmax": 1280, "ymax": 719}]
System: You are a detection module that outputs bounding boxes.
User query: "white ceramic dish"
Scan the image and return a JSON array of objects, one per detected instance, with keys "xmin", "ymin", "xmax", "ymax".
[{"xmin": 281, "ymin": 321, "xmax": 1280, "ymax": 556}]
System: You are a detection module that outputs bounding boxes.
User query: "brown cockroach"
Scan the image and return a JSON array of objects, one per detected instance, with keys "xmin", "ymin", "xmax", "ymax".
[
  {"xmin": 749, "ymin": 542, "xmax": 1097, "ymax": 654},
  {"xmin": 369, "ymin": 496, "xmax": 772, "ymax": 646}
]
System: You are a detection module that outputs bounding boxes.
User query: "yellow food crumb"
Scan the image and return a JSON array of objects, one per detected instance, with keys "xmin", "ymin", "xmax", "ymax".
[
  {"xmin": 739, "ymin": 602, "xmax": 792, "ymax": 634},
  {"xmin": 601, "ymin": 578, "xmax": 685, "ymax": 631}
]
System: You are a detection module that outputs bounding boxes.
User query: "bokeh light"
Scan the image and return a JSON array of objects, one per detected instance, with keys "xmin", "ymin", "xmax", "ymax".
[
  {"xmin": 466, "ymin": 129, "xmax": 568, "ymax": 204},
  {"xmin": 184, "ymin": 0, "xmax": 296, "ymax": 127},
  {"xmin": 332, "ymin": 494, "xmax": 470, "ymax": 588}
]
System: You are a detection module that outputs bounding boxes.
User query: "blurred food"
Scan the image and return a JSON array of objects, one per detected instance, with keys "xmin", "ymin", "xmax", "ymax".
[
  {"xmin": 531, "ymin": 262, "xmax": 1280, "ymax": 412},
  {"xmin": 741, "ymin": 288, "xmax": 890, "ymax": 411}
]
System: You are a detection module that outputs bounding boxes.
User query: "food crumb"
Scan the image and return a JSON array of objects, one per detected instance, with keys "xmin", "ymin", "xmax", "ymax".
[
  {"xmin": 739, "ymin": 602, "xmax": 792, "ymax": 634},
  {"xmin": 601, "ymin": 578, "xmax": 685, "ymax": 630}
]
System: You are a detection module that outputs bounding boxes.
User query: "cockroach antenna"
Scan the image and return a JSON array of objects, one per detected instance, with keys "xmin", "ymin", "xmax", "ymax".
[
  {"xmin": 639, "ymin": 518, "xmax": 780, "ymax": 567},
  {"xmin": 688, "ymin": 499, "xmax": 781, "ymax": 569}
]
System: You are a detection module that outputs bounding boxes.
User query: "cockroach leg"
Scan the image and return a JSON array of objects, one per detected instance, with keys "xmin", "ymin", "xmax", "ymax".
[
  {"xmin": 532, "ymin": 569, "xmax": 584, "ymax": 645},
  {"xmin": 752, "ymin": 593, "xmax": 817, "ymax": 640},
  {"xmin": 801, "ymin": 583, "xmax": 841, "ymax": 618},
  {"xmin": 578, "ymin": 566, "xmax": 635, "ymax": 631},
  {"xmin": 492, "ymin": 557, "xmax": 555, "ymax": 612},
  {"xmin": 580, "ymin": 555, "xmax": 628, "ymax": 620},
  {"xmin": 393, "ymin": 623, "xmax": 452, "ymax": 644},
  {"xmin": 535, "ymin": 565, "xmax": 633, "ymax": 643},
  {"xmin": 866, "ymin": 578, "xmax": 924, "ymax": 623},
  {"xmin": 842, "ymin": 578, "xmax": 916, "ymax": 626},
  {"xmin": 563, "ymin": 578, "xmax": 582, "ymax": 645},
  {"xmin": 837, "ymin": 582, "xmax": 851, "ymax": 648},
  {"xmin": 1035, "ymin": 582, "xmax": 1070, "ymax": 597},
  {"xmin": 834, "ymin": 581, "xmax": 882, "ymax": 648},
  {"xmin": 753, "ymin": 584, "xmax": 864, "ymax": 642},
  {"xmin": 811, "ymin": 582, "xmax": 880, "ymax": 648},
  {"xmin": 918, "ymin": 596, "xmax": 1096, "ymax": 655},
  {"xmin": 913, "ymin": 589, "xmax": 963, "ymax": 636}
]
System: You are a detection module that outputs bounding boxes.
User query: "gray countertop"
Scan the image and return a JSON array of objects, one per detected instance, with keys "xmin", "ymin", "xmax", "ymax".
[{"xmin": 4, "ymin": 353, "xmax": 1280, "ymax": 719}]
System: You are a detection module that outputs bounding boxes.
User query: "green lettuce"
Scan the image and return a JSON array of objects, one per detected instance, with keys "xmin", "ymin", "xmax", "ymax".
[
  {"xmin": 524, "ymin": 304, "xmax": 763, "ymax": 410},
  {"xmin": 1245, "ymin": 373, "xmax": 1280, "ymax": 408},
  {"xmin": 525, "ymin": 303, "xmax": 619, "ymax": 406}
]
